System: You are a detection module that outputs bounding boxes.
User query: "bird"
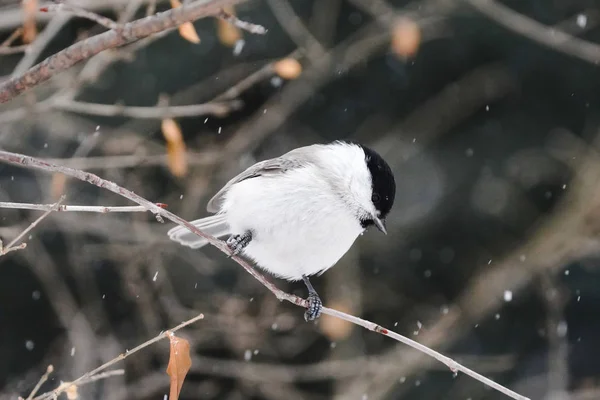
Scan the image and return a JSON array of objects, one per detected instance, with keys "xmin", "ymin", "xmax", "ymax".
[{"xmin": 167, "ymin": 140, "xmax": 396, "ymax": 321}]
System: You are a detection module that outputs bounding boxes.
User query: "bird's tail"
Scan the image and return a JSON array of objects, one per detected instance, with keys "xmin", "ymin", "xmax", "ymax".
[{"xmin": 167, "ymin": 214, "xmax": 230, "ymax": 249}]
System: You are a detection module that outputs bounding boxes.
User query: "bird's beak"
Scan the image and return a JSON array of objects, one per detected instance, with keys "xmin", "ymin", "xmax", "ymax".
[{"xmin": 373, "ymin": 217, "xmax": 387, "ymax": 235}]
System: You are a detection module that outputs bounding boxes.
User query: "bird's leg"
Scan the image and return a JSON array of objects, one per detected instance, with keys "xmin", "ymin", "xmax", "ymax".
[
  {"xmin": 226, "ymin": 230, "xmax": 252, "ymax": 257},
  {"xmin": 302, "ymin": 274, "xmax": 323, "ymax": 322}
]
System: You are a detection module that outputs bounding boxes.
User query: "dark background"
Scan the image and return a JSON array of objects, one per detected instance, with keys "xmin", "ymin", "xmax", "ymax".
[{"xmin": 1, "ymin": 0, "xmax": 600, "ymax": 399}]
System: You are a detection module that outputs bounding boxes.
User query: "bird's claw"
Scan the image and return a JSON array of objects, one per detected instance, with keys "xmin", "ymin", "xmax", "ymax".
[
  {"xmin": 304, "ymin": 292, "xmax": 323, "ymax": 322},
  {"xmin": 226, "ymin": 231, "xmax": 252, "ymax": 257}
]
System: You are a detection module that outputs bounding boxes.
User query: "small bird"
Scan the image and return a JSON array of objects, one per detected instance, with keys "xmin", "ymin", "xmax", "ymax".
[{"xmin": 167, "ymin": 141, "xmax": 396, "ymax": 321}]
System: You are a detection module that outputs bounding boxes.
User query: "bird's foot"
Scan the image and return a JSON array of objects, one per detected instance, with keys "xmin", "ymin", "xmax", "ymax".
[
  {"xmin": 226, "ymin": 231, "xmax": 252, "ymax": 257},
  {"xmin": 304, "ymin": 291, "xmax": 323, "ymax": 322},
  {"xmin": 302, "ymin": 274, "xmax": 323, "ymax": 322}
]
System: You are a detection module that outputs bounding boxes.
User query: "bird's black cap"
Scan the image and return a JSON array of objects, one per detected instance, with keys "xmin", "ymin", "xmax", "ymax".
[{"xmin": 358, "ymin": 144, "xmax": 396, "ymax": 220}]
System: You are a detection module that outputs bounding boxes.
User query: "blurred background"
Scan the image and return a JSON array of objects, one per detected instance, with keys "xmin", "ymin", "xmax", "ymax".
[{"xmin": 1, "ymin": 0, "xmax": 600, "ymax": 399}]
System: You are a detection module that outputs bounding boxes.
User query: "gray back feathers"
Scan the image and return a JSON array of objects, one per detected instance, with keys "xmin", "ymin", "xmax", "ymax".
[{"xmin": 206, "ymin": 145, "xmax": 320, "ymax": 213}]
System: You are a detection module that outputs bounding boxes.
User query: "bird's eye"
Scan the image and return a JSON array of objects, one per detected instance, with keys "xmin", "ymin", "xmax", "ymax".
[{"xmin": 372, "ymin": 193, "xmax": 380, "ymax": 203}]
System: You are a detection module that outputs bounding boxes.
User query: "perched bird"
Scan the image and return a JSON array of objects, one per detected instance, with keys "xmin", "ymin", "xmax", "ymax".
[{"xmin": 168, "ymin": 141, "xmax": 396, "ymax": 321}]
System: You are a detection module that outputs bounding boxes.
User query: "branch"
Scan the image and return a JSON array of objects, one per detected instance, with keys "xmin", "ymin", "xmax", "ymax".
[
  {"xmin": 0, "ymin": 150, "xmax": 529, "ymax": 400},
  {"xmin": 52, "ymin": 98, "xmax": 243, "ymax": 118},
  {"xmin": 41, "ymin": 4, "xmax": 121, "ymax": 30},
  {"xmin": 24, "ymin": 365, "xmax": 53, "ymax": 400},
  {"xmin": 0, "ymin": 28, "xmax": 27, "ymax": 55},
  {"xmin": 0, "ymin": 196, "xmax": 64, "ymax": 256},
  {"xmin": 217, "ymin": 9, "xmax": 267, "ymax": 34},
  {"xmin": 0, "ymin": 0, "xmax": 252, "ymax": 103},
  {"xmin": 0, "ymin": 98, "xmax": 241, "ymax": 124},
  {"xmin": 0, "ymin": 201, "xmax": 167, "ymax": 213},
  {"xmin": 466, "ymin": 0, "xmax": 600, "ymax": 64},
  {"xmin": 0, "ymin": 44, "xmax": 29, "ymax": 55},
  {"xmin": 32, "ymin": 313, "xmax": 204, "ymax": 400}
]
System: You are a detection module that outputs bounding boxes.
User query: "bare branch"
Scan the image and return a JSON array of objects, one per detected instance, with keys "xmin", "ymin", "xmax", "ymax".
[
  {"xmin": 0, "ymin": 97, "xmax": 241, "ymax": 123},
  {"xmin": 52, "ymin": 98, "xmax": 243, "ymax": 118},
  {"xmin": 0, "ymin": 27, "xmax": 28, "ymax": 55},
  {"xmin": 466, "ymin": 0, "xmax": 600, "ymax": 64},
  {"xmin": 32, "ymin": 314, "xmax": 204, "ymax": 400},
  {"xmin": 0, "ymin": 0, "xmax": 252, "ymax": 103},
  {"xmin": 10, "ymin": 15, "xmax": 72, "ymax": 77},
  {"xmin": 24, "ymin": 365, "xmax": 53, "ymax": 400},
  {"xmin": 0, "ymin": 201, "xmax": 168, "ymax": 213},
  {"xmin": 0, "ymin": 150, "xmax": 530, "ymax": 400},
  {"xmin": 217, "ymin": 9, "xmax": 267, "ymax": 34},
  {"xmin": 1, "ymin": 27, "xmax": 24, "ymax": 47},
  {"xmin": 42, "ymin": 4, "xmax": 121, "ymax": 30},
  {"xmin": 0, "ymin": 195, "xmax": 64, "ymax": 256},
  {"xmin": 0, "ymin": 44, "xmax": 29, "ymax": 55}
]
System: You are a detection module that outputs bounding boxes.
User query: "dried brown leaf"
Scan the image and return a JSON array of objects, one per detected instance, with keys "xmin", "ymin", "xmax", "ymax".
[
  {"xmin": 50, "ymin": 173, "xmax": 67, "ymax": 199},
  {"xmin": 216, "ymin": 6, "xmax": 241, "ymax": 47},
  {"xmin": 273, "ymin": 58, "xmax": 302, "ymax": 80},
  {"xmin": 166, "ymin": 333, "xmax": 192, "ymax": 400},
  {"xmin": 22, "ymin": 0, "xmax": 38, "ymax": 43},
  {"xmin": 391, "ymin": 18, "xmax": 421, "ymax": 58},
  {"xmin": 161, "ymin": 118, "xmax": 188, "ymax": 177},
  {"xmin": 179, "ymin": 23, "xmax": 201, "ymax": 43},
  {"xmin": 65, "ymin": 384, "xmax": 78, "ymax": 400},
  {"xmin": 170, "ymin": 0, "xmax": 201, "ymax": 44},
  {"xmin": 319, "ymin": 301, "xmax": 354, "ymax": 340}
]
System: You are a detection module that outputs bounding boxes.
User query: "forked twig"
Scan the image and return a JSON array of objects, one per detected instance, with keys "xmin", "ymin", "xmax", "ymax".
[
  {"xmin": 32, "ymin": 314, "xmax": 203, "ymax": 400},
  {"xmin": 0, "ymin": 196, "xmax": 65, "ymax": 256},
  {"xmin": 41, "ymin": 4, "xmax": 121, "ymax": 30}
]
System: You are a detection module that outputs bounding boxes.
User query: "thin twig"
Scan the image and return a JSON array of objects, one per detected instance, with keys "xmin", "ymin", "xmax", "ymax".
[
  {"xmin": 0, "ymin": 0, "xmax": 251, "ymax": 103},
  {"xmin": 78, "ymin": 369, "xmax": 125, "ymax": 384},
  {"xmin": 0, "ymin": 195, "xmax": 65, "ymax": 256},
  {"xmin": 1, "ymin": 27, "xmax": 24, "ymax": 47},
  {"xmin": 0, "ymin": 201, "xmax": 167, "ymax": 213},
  {"xmin": 50, "ymin": 369, "xmax": 125, "ymax": 396},
  {"xmin": 212, "ymin": 52, "xmax": 301, "ymax": 100},
  {"xmin": 0, "ymin": 150, "xmax": 529, "ymax": 400},
  {"xmin": 0, "ymin": 44, "xmax": 29, "ymax": 55},
  {"xmin": 218, "ymin": 9, "xmax": 268, "ymax": 34},
  {"xmin": 32, "ymin": 314, "xmax": 204, "ymax": 400},
  {"xmin": 0, "ymin": 27, "xmax": 28, "ymax": 55},
  {"xmin": 24, "ymin": 365, "xmax": 53, "ymax": 400},
  {"xmin": 265, "ymin": 0, "xmax": 326, "ymax": 59},
  {"xmin": 0, "ymin": 97, "xmax": 241, "ymax": 124},
  {"xmin": 322, "ymin": 308, "xmax": 526, "ymax": 399},
  {"xmin": 52, "ymin": 98, "xmax": 243, "ymax": 118},
  {"xmin": 38, "ymin": 152, "xmax": 217, "ymax": 170},
  {"xmin": 10, "ymin": 15, "xmax": 72, "ymax": 77},
  {"xmin": 41, "ymin": 4, "xmax": 121, "ymax": 30},
  {"xmin": 466, "ymin": 0, "xmax": 600, "ymax": 64}
]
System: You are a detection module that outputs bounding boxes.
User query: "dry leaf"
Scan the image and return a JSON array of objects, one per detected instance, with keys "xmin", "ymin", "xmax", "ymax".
[
  {"xmin": 166, "ymin": 333, "xmax": 192, "ymax": 400},
  {"xmin": 178, "ymin": 23, "xmax": 201, "ymax": 43},
  {"xmin": 170, "ymin": 0, "xmax": 201, "ymax": 44},
  {"xmin": 391, "ymin": 18, "xmax": 421, "ymax": 58},
  {"xmin": 161, "ymin": 118, "xmax": 188, "ymax": 177},
  {"xmin": 217, "ymin": 6, "xmax": 241, "ymax": 47},
  {"xmin": 22, "ymin": 0, "xmax": 38, "ymax": 43},
  {"xmin": 65, "ymin": 384, "xmax": 78, "ymax": 400},
  {"xmin": 50, "ymin": 173, "xmax": 67, "ymax": 199},
  {"xmin": 319, "ymin": 301, "xmax": 354, "ymax": 340},
  {"xmin": 273, "ymin": 58, "xmax": 302, "ymax": 80}
]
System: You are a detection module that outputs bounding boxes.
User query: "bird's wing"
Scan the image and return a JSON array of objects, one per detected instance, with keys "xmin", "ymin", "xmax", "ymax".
[{"xmin": 206, "ymin": 146, "xmax": 319, "ymax": 213}]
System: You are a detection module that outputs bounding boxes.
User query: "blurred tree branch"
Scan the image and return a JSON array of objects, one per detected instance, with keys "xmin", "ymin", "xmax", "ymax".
[
  {"xmin": 0, "ymin": 0, "xmax": 259, "ymax": 103},
  {"xmin": 466, "ymin": 0, "xmax": 600, "ymax": 64}
]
